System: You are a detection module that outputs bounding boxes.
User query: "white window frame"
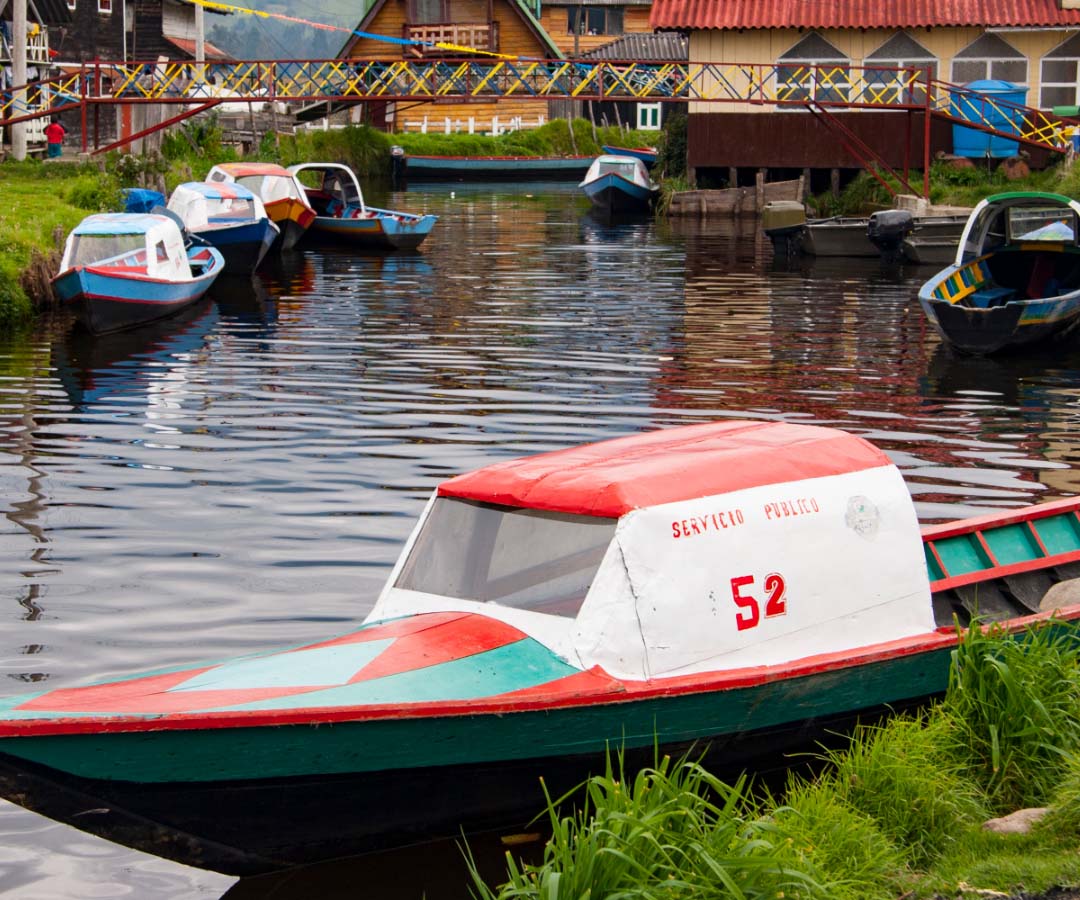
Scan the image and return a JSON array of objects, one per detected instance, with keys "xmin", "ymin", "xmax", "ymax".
[
  {"xmin": 66, "ymin": 0, "xmax": 76, "ymax": 10},
  {"xmin": 1039, "ymin": 34, "xmax": 1080, "ymax": 110},
  {"xmin": 776, "ymin": 34, "xmax": 851, "ymax": 107},
  {"xmin": 636, "ymin": 102, "xmax": 660, "ymax": 130},
  {"xmin": 950, "ymin": 34, "xmax": 1027, "ymax": 87},
  {"xmin": 864, "ymin": 32, "xmax": 936, "ymax": 105},
  {"xmin": 98, "ymin": 0, "xmax": 112, "ymax": 14}
]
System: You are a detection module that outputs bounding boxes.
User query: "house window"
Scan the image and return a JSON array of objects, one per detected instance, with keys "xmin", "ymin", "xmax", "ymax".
[
  {"xmin": 864, "ymin": 31, "xmax": 936, "ymax": 104},
  {"xmin": 637, "ymin": 102, "xmax": 660, "ymax": 129},
  {"xmin": 1041, "ymin": 33, "xmax": 1080, "ymax": 109},
  {"xmin": 66, "ymin": 0, "xmax": 76, "ymax": 9},
  {"xmin": 407, "ymin": 0, "xmax": 448, "ymax": 24},
  {"xmin": 98, "ymin": 0, "xmax": 112, "ymax": 13},
  {"xmin": 951, "ymin": 33, "xmax": 1026, "ymax": 85},
  {"xmin": 566, "ymin": 7, "xmax": 623, "ymax": 36},
  {"xmin": 776, "ymin": 33, "xmax": 850, "ymax": 104}
]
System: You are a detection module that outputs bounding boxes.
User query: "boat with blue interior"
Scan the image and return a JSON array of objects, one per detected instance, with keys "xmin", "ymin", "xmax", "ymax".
[
  {"xmin": 288, "ymin": 163, "xmax": 437, "ymax": 250},
  {"xmin": 52, "ymin": 213, "xmax": 224, "ymax": 334},
  {"xmin": 166, "ymin": 182, "xmax": 278, "ymax": 275},
  {"xmin": 0, "ymin": 420, "xmax": 1077, "ymax": 874},
  {"xmin": 579, "ymin": 154, "xmax": 659, "ymax": 214},
  {"xmin": 918, "ymin": 191, "xmax": 1080, "ymax": 354}
]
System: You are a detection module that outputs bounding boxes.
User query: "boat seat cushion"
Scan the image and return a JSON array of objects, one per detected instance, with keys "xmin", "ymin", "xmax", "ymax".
[{"xmin": 968, "ymin": 286, "xmax": 1015, "ymax": 308}]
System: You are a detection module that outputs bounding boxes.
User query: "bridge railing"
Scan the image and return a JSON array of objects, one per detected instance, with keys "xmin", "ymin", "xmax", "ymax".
[{"xmin": 1, "ymin": 59, "xmax": 1073, "ymax": 153}]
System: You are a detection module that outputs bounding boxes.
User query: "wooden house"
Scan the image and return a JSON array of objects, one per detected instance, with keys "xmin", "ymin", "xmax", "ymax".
[
  {"xmin": 649, "ymin": 0, "xmax": 1080, "ymax": 188},
  {"xmin": 537, "ymin": 0, "xmax": 652, "ymax": 57},
  {"xmin": 341, "ymin": 0, "xmax": 565, "ymax": 133}
]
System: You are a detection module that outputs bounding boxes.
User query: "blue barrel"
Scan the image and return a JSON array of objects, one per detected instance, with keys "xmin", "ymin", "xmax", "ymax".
[{"xmin": 951, "ymin": 79, "xmax": 1026, "ymax": 158}]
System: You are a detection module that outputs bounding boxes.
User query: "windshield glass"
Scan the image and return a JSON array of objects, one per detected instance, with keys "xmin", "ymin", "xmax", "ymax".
[
  {"xmin": 1010, "ymin": 207, "xmax": 1077, "ymax": 243},
  {"xmin": 395, "ymin": 497, "xmax": 616, "ymax": 617},
  {"xmin": 598, "ymin": 160, "xmax": 639, "ymax": 178},
  {"xmin": 66, "ymin": 233, "xmax": 145, "ymax": 268}
]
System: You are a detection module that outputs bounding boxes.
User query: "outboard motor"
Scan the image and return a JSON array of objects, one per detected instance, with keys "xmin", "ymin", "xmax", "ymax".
[
  {"xmin": 867, "ymin": 209, "xmax": 915, "ymax": 264},
  {"xmin": 762, "ymin": 201, "xmax": 807, "ymax": 258}
]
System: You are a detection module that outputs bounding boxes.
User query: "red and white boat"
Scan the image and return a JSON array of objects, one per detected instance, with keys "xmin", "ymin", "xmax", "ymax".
[{"xmin": 0, "ymin": 421, "xmax": 1075, "ymax": 874}]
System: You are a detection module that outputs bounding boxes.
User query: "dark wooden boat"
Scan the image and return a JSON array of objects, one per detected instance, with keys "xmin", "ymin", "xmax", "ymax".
[
  {"xmin": 0, "ymin": 421, "xmax": 1077, "ymax": 875},
  {"xmin": 919, "ymin": 191, "xmax": 1080, "ymax": 354}
]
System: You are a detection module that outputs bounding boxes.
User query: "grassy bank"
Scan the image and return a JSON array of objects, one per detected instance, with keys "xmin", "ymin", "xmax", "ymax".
[
  {"xmin": 469, "ymin": 621, "xmax": 1080, "ymax": 900},
  {"xmin": 814, "ymin": 155, "xmax": 1080, "ymax": 217}
]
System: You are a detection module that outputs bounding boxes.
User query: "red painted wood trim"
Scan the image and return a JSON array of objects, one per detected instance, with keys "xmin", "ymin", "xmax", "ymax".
[
  {"xmin": 921, "ymin": 495, "xmax": 1080, "ymax": 541},
  {"xmin": 1026, "ymin": 518, "xmax": 1051, "ymax": 557},
  {"xmin": 929, "ymin": 548, "xmax": 1080, "ymax": 592},
  {"xmin": 926, "ymin": 539, "xmax": 950, "ymax": 580},
  {"xmin": 5, "ymin": 605, "xmax": 1079, "ymax": 739},
  {"xmin": 975, "ymin": 530, "xmax": 999, "ymax": 567}
]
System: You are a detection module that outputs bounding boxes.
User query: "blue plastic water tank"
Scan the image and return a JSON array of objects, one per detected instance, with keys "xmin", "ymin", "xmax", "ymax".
[
  {"xmin": 122, "ymin": 187, "xmax": 166, "ymax": 213},
  {"xmin": 951, "ymin": 79, "xmax": 1027, "ymax": 158}
]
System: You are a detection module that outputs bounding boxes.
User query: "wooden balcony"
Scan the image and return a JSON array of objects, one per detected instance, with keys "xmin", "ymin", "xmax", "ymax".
[{"xmin": 403, "ymin": 22, "xmax": 498, "ymax": 58}]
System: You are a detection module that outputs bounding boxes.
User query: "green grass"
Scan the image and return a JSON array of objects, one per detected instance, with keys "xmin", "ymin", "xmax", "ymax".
[
  {"xmin": 468, "ymin": 620, "xmax": 1080, "ymax": 900},
  {"xmin": 0, "ymin": 159, "xmax": 101, "ymax": 327}
]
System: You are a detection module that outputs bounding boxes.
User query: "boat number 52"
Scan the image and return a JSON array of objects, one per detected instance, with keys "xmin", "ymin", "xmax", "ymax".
[{"xmin": 730, "ymin": 573, "xmax": 787, "ymax": 631}]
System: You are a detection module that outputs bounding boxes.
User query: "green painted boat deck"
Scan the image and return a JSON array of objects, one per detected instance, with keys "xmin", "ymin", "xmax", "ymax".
[{"xmin": 926, "ymin": 505, "xmax": 1080, "ymax": 587}]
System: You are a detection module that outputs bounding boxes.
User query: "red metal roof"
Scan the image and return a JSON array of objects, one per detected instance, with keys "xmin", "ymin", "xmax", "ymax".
[
  {"xmin": 438, "ymin": 421, "xmax": 892, "ymax": 518},
  {"xmin": 162, "ymin": 36, "xmax": 231, "ymax": 61},
  {"xmin": 650, "ymin": 0, "xmax": 1080, "ymax": 30}
]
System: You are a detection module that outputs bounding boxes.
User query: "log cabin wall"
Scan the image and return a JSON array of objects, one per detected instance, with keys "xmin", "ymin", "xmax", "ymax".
[
  {"xmin": 539, "ymin": 3, "xmax": 652, "ymax": 57},
  {"xmin": 347, "ymin": 0, "xmax": 561, "ymax": 132},
  {"xmin": 63, "ymin": 0, "xmax": 125, "ymax": 61}
]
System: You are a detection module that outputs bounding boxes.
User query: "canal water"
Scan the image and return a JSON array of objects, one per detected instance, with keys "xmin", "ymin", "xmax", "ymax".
[{"xmin": 2, "ymin": 183, "xmax": 1080, "ymax": 898}]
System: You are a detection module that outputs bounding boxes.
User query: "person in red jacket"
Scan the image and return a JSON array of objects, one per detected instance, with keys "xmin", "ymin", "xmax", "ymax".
[{"xmin": 44, "ymin": 118, "xmax": 65, "ymax": 158}]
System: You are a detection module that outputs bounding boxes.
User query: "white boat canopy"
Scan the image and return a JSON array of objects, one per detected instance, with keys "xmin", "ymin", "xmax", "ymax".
[
  {"xmin": 369, "ymin": 421, "xmax": 935, "ymax": 681},
  {"xmin": 580, "ymin": 154, "xmax": 655, "ymax": 190},
  {"xmin": 288, "ymin": 163, "xmax": 367, "ymax": 215},
  {"xmin": 60, "ymin": 213, "xmax": 192, "ymax": 281},
  {"xmin": 167, "ymin": 182, "xmax": 270, "ymax": 232},
  {"xmin": 206, "ymin": 163, "xmax": 311, "ymax": 209}
]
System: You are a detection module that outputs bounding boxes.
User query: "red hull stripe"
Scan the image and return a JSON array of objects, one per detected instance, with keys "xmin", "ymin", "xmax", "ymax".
[
  {"xmin": 6, "ymin": 607, "xmax": 1078, "ymax": 738},
  {"xmin": 439, "ymin": 421, "xmax": 891, "ymax": 517}
]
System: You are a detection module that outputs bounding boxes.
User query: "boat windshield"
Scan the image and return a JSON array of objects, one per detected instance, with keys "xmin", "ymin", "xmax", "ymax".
[
  {"xmin": 597, "ymin": 160, "xmax": 639, "ymax": 178},
  {"xmin": 236, "ymin": 175, "xmax": 298, "ymax": 204},
  {"xmin": 395, "ymin": 497, "xmax": 616, "ymax": 617},
  {"xmin": 205, "ymin": 197, "xmax": 257, "ymax": 222},
  {"xmin": 1010, "ymin": 207, "xmax": 1077, "ymax": 243},
  {"xmin": 65, "ymin": 233, "xmax": 145, "ymax": 268}
]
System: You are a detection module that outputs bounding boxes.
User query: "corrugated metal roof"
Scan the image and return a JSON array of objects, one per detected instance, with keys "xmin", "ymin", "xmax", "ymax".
[
  {"xmin": 650, "ymin": 1, "xmax": 1080, "ymax": 30},
  {"xmin": 582, "ymin": 31, "xmax": 688, "ymax": 61}
]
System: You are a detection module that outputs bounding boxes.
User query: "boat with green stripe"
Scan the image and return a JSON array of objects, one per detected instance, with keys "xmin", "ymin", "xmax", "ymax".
[
  {"xmin": 918, "ymin": 191, "xmax": 1080, "ymax": 354},
  {"xmin": 0, "ymin": 421, "xmax": 1077, "ymax": 875}
]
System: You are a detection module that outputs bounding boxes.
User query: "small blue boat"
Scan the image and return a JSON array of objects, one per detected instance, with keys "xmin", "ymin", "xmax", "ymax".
[
  {"xmin": 166, "ymin": 182, "xmax": 279, "ymax": 275},
  {"xmin": 288, "ymin": 163, "xmax": 437, "ymax": 251},
  {"xmin": 580, "ymin": 155, "xmax": 659, "ymax": 215},
  {"xmin": 600, "ymin": 144, "xmax": 658, "ymax": 167},
  {"xmin": 53, "ymin": 213, "xmax": 225, "ymax": 335},
  {"xmin": 918, "ymin": 191, "xmax": 1080, "ymax": 354}
]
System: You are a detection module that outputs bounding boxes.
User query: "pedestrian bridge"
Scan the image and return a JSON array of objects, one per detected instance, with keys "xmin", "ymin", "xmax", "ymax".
[{"xmin": 1, "ymin": 58, "xmax": 1073, "ymax": 157}]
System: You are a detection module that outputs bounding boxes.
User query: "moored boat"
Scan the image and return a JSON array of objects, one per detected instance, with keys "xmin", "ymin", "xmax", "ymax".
[
  {"xmin": 763, "ymin": 201, "xmax": 969, "ymax": 262},
  {"xmin": 52, "ymin": 213, "xmax": 224, "ymax": 335},
  {"xmin": 918, "ymin": 191, "xmax": 1080, "ymax": 354},
  {"xmin": 579, "ymin": 154, "xmax": 659, "ymax": 215},
  {"xmin": 288, "ymin": 163, "xmax": 438, "ymax": 250},
  {"xmin": 600, "ymin": 144, "xmax": 658, "ymax": 167},
  {"xmin": 0, "ymin": 420, "xmax": 1078, "ymax": 874},
  {"xmin": 205, "ymin": 162, "xmax": 316, "ymax": 251},
  {"xmin": 166, "ymin": 182, "xmax": 278, "ymax": 276}
]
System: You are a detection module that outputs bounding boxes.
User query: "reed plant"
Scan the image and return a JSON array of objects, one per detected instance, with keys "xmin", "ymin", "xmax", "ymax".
[
  {"xmin": 942, "ymin": 620, "xmax": 1080, "ymax": 811},
  {"xmin": 468, "ymin": 752, "xmax": 823, "ymax": 900},
  {"xmin": 810, "ymin": 709, "xmax": 985, "ymax": 868}
]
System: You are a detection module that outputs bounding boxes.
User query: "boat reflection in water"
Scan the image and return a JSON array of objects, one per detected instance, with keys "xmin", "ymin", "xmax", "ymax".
[
  {"xmin": 52, "ymin": 298, "xmax": 218, "ymax": 411},
  {"xmin": 211, "ymin": 274, "xmax": 276, "ymax": 325}
]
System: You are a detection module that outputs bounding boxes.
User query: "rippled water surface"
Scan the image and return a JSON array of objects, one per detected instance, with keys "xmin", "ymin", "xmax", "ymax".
[{"xmin": 2, "ymin": 184, "xmax": 1080, "ymax": 897}]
